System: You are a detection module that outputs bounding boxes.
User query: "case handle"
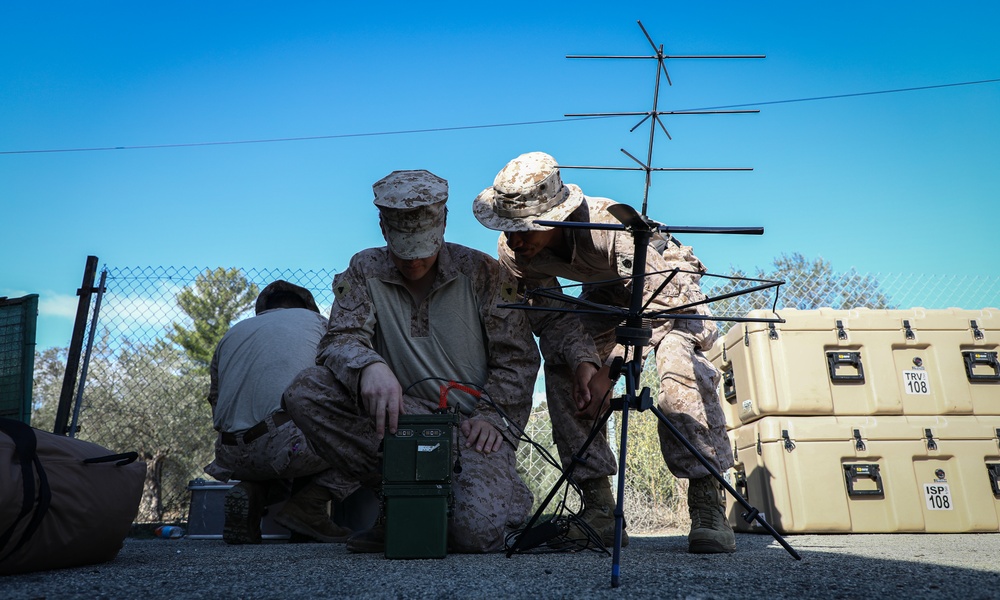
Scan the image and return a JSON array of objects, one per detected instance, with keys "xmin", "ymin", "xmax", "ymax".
[
  {"xmin": 827, "ymin": 351, "xmax": 865, "ymax": 382},
  {"xmin": 844, "ymin": 463, "xmax": 884, "ymax": 497},
  {"xmin": 723, "ymin": 367, "xmax": 737, "ymax": 404},
  {"xmin": 987, "ymin": 464, "xmax": 1000, "ymax": 497},
  {"xmin": 963, "ymin": 351, "xmax": 1000, "ymax": 381}
]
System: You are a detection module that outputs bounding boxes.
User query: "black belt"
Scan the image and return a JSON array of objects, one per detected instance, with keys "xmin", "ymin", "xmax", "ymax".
[{"xmin": 220, "ymin": 411, "xmax": 292, "ymax": 446}]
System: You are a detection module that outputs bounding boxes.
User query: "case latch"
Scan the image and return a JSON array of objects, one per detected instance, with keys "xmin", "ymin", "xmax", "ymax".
[
  {"xmin": 836, "ymin": 319, "xmax": 848, "ymax": 340},
  {"xmin": 853, "ymin": 428, "xmax": 866, "ymax": 451},
  {"xmin": 734, "ymin": 466, "xmax": 748, "ymax": 499},
  {"xmin": 924, "ymin": 428, "xmax": 938, "ymax": 451},
  {"xmin": 903, "ymin": 319, "xmax": 915, "ymax": 340}
]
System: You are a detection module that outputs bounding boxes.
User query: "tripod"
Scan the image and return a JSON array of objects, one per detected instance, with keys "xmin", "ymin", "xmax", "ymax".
[
  {"xmin": 500, "ymin": 21, "xmax": 798, "ymax": 586},
  {"xmin": 506, "ymin": 204, "xmax": 800, "ymax": 587}
]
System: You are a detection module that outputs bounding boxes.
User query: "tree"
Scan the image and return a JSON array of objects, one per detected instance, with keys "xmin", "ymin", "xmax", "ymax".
[
  {"xmin": 33, "ymin": 336, "xmax": 213, "ymax": 522},
  {"xmin": 166, "ymin": 268, "xmax": 259, "ymax": 371},
  {"xmin": 30, "ymin": 269, "xmax": 257, "ymax": 523},
  {"xmin": 104, "ymin": 338, "xmax": 213, "ymax": 522},
  {"xmin": 30, "ymin": 346, "xmax": 69, "ymax": 432},
  {"xmin": 706, "ymin": 252, "xmax": 895, "ymax": 334}
]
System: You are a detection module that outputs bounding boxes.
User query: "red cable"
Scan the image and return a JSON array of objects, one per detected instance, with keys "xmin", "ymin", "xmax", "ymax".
[{"xmin": 437, "ymin": 381, "xmax": 482, "ymax": 410}]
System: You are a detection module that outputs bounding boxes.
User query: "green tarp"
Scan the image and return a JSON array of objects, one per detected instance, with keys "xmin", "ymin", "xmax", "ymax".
[{"xmin": 0, "ymin": 294, "xmax": 39, "ymax": 424}]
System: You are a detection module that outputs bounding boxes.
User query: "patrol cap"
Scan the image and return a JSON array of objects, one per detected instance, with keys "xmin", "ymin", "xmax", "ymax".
[
  {"xmin": 473, "ymin": 151, "xmax": 584, "ymax": 232},
  {"xmin": 254, "ymin": 280, "xmax": 320, "ymax": 315},
  {"xmin": 373, "ymin": 169, "xmax": 448, "ymax": 260}
]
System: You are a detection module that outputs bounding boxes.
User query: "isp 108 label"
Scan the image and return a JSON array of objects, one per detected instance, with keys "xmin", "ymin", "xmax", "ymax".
[{"xmin": 923, "ymin": 483, "xmax": 952, "ymax": 510}]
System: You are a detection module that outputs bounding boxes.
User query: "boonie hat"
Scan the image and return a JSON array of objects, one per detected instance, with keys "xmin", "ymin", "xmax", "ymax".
[
  {"xmin": 473, "ymin": 151, "xmax": 584, "ymax": 232},
  {"xmin": 373, "ymin": 170, "xmax": 448, "ymax": 260}
]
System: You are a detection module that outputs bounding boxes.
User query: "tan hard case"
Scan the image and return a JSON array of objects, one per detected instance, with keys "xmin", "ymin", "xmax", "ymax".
[
  {"xmin": 727, "ymin": 414, "xmax": 1000, "ymax": 533},
  {"xmin": 707, "ymin": 307, "xmax": 999, "ymax": 429}
]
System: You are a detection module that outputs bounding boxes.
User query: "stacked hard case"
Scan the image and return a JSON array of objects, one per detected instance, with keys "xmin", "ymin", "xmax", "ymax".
[{"xmin": 707, "ymin": 307, "xmax": 1000, "ymax": 533}]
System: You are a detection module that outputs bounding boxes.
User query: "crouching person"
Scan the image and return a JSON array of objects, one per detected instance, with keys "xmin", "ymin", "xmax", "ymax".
[
  {"xmin": 284, "ymin": 169, "xmax": 539, "ymax": 552},
  {"xmin": 205, "ymin": 280, "xmax": 350, "ymax": 544}
]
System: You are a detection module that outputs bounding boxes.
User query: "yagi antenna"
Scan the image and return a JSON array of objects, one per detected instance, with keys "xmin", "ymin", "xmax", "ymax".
[
  {"xmin": 506, "ymin": 23, "xmax": 799, "ymax": 584},
  {"xmin": 562, "ymin": 20, "xmax": 765, "ymax": 216}
]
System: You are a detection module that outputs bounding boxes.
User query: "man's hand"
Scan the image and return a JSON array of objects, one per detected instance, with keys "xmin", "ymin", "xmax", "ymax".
[
  {"xmin": 460, "ymin": 418, "xmax": 503, "ymax": 455},
  {"xmin": 359, "ymin": 362, "xmax": 404, "ymax": 437},
  {"xmin": 573, "ymin": 362, "xmax": 598, "ymax": 411},
  {"xmin": 577, "ymin": 363, "xmax": 613, "ymax": 420}
]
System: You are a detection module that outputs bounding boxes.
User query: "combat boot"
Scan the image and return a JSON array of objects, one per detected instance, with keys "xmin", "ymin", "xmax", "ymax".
[
  {"xmin": 567, "ymin": 478, "xmax": 628, "ymax": 548},
  {"xmin": 223, "ymin": 481, "xmax": 265, "ymax": 545},
  {"xmin": 345, "ymin": 515, "xmax": 385, "ymax": 553},
  {"xmin": 687, "ymin": 475, "xmax": 736, "ymax": 554},
  {"xmin": 274, "ymin": 482, "xmax": 352, "ymax": 543}
]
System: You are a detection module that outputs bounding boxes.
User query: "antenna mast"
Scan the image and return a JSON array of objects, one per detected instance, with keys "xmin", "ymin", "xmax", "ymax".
[{"xmin": 562, "ymin": 20, "xmax": 764, "ymax": 215}]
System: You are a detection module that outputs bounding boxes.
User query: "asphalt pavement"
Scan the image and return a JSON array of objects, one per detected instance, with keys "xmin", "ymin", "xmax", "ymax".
[{"xmin": 3, "ymin": 532, "xmax": 999, "ymax": 599}]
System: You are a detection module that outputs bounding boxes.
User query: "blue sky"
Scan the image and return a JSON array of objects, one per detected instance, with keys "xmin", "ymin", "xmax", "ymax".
[{"xmin": 3, "ymin": 1, "xmax": 999, "ymax": 350}]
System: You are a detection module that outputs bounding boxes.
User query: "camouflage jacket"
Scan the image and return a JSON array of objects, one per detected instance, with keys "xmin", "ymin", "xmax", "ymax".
[
  {"xmin": 496, "ymin": 196, "xmax": 712, "ymax": 363},
  {"xmin": 317, "ymin": 243, "xmax": 539, "ymax": 429}
]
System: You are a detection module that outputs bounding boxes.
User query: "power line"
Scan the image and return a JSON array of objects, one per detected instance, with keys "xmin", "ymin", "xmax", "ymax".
[
  {"xmin": 0, "ymin": 117, "xmax": 601, "ymax": 155},
  {"xmin": 2, "ymin": 78, "xmax": 997, "ymax": 156},
  {"xmin": 683, "ymin": 78, "xmax": 1000, "ymax": 111}
]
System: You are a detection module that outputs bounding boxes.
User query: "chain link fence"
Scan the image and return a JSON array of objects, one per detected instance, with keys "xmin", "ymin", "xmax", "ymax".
[{"xmin": 32, "ymin": 264, "xmax": 999, "ymax": 525}]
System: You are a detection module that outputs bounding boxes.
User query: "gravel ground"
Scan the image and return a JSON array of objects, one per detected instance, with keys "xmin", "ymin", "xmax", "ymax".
[{"xmin": 3, "ymin": 532, "xmax": 999, "ymax": 599}]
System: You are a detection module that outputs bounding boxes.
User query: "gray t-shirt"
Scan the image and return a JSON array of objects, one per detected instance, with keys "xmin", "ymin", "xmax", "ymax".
[{"xmin": 212, "ymin": 308, "xmax": 327, "ymax": 432}]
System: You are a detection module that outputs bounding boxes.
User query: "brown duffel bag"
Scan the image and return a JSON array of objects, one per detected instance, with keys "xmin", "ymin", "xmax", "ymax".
[{"xmin": 0, "ymin": 417, "xmax": 146, "ymax": 575}]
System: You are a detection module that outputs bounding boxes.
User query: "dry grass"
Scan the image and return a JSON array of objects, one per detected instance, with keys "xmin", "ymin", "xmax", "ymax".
[
  {"xmin": 518, "ymin": 400, "xmax": 693, "ymax": 535},
  {"xmin": 614, "ymin": 411, "xmax": 690, "ymax": 535},
  {"xmin": 621, "ymin": 477, "xmax": 689, "ymax": 535}
]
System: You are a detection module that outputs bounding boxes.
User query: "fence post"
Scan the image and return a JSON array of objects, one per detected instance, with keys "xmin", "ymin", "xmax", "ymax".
[
  {"xmin": 69, "ymin": 268, "xmax": 107, "ymax": 438},
  {"xmin": 53, "ymin": 255, "xmax": 99, "ymax": 435}
]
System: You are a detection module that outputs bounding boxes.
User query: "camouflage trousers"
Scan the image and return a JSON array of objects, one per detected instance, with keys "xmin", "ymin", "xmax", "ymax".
[
  {"xmin": 282, "ymin": 366, "xmax": 534, "ymax": 553},
  {"xmin": 204, "ymin": 411, "xmax": 339, "ymax": 490},
  {"xmin": 546, "ymin": 314, "xmax": 733, "ymax": 482}
]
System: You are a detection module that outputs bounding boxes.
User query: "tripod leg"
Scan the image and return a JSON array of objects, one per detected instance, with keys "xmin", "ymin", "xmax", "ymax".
[
  {"xmin": 649, "ymin": 404, "xmax": 801, "ymax": 560},
  {"xmin": 506, "ymin": 403, "xmax": 616, "ymax": 556},
  {"xmin": 610, "ymin": 353, "xmax": 644, "ymax": 587},
  {"xmin": 611, "ymin": 399, "xmax": 629, "ymax": 587}
]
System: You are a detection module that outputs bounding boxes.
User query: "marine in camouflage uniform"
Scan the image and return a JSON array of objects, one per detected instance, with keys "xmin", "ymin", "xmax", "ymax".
[
  {"xmin": 206, "ymin": 280, "xmax": 350, "ymax": 544},
  {"xmin": 283, "ymin": 169, "xmax": 538, "ymax": 553},
  {"xmin": 473, "ymin": 152, "xmax": 736, "ymax": 554}
]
